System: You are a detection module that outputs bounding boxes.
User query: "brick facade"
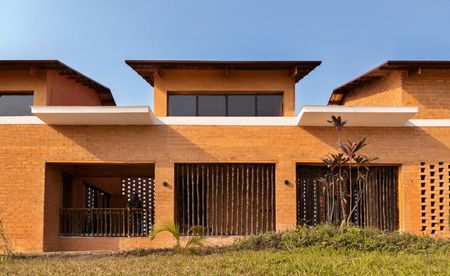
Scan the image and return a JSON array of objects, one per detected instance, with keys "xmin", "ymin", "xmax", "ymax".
[
  {"xmin": 342, "ymin": 68, "xmax": 450, "ymax": 119},
  {"xmin": 343, "ymin": 71, "xmax": 403, "ymax": 106},
  {"xmin": 0, "ymin": 124, "xmax": 448, "ymax": 252},
  {"xmin": 0, "ymin": 62, "xmax": 449, "ymax": 253}
]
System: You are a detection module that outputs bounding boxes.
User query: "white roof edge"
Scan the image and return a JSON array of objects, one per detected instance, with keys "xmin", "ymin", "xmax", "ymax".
[
  {"xmin": 297, "ymin": 105, "xmax": 419, "ymax": 127},
  {"xmin": 0, "ymin": 116, "xmax": 44, "ymax": 124},
  {"xmin": 155, "ymin": 116, "xmax": 298, "ymax": 126},
  {"xmin": 405, "ymin": 119, "xmax": 450, "ymax": 127},
  {"xmin": 31, "ymin": 106, "xmax": 156, "ymax": 125},
  {"xmin": 0, "ymin": 117, "xmax": 449, "ymax": 127},
  {"xmin": 299, "ymin": 105, "xmax": 419, "ymax": 114},
  {"xmin": 31, "ymin": 106, "xmax": 152, "ymax": 114},
  {"xmin": 3, "ymin": 105, "xmax": 447, "ymax": 127}
]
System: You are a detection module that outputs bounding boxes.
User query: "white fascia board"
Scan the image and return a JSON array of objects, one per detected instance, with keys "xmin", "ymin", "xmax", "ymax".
[
  {"xmin": 155, "ymin": 116, "xmax": 298, "ymax": 126},
  {"xmin": 0, "ymin": 116, "xmax": 44, "ymax": 124},
  {"xmin": 405, "ymin": 119, "xmax": 450, "ymax": 127},
  {"xmin": 2, "ymin": 105, "xmax": 447, "ymax": 127},
  {"xmin": 31, "ymin": 106, "xmax": 155, "ymax": 125},
  {"xmin": 297, "ymin": 106, "xmax": 419, "ymax": 127}
]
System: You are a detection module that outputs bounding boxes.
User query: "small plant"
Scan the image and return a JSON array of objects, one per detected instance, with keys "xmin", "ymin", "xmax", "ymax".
[
  {"xmin": 151, "ymin": 221, "xmax": 205, "ymax": 253},
  {"xmin": 0, "ymin": 216, "xmax": 13, "ymax": 260}
]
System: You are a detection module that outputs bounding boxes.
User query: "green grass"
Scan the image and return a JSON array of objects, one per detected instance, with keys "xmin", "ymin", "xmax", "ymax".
[
  {"xmin": 1, "ymin": 248, "xmax": 450, "ymax": 275},
  {"xmin": 2, "ymin": 226, "xmax": 450, "ymax": 275}
]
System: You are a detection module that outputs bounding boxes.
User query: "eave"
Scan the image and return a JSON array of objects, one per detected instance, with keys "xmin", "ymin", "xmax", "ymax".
[
  {"xmin": 26, "ymin": 105, "xmax": 424, "ymax": 127},
  {"xmin": 31, "ymin": 106, "xmax": 154, "ymax": 125}
]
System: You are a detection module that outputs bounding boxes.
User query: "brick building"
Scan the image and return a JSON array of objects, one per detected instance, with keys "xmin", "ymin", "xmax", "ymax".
[{"xmin": 0, "ymin": 60, "xmax": 448, "ymax": 253}]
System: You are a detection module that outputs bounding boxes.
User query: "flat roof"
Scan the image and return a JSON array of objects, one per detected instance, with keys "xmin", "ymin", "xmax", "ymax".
[
  {"xmin": 126, "ymin": 60, "xmax": 321, "ymax": 86},
  {"xmin": 297, "ymin": 106, "xmax": 418, "ymax": 127},
  {"xmin": 329, "ymin": 60, "xmax": 450, "ymax": 105},
  {"xmin": 29, "ymin": 105, "xmax": 419, "ymax": 127},
  {"xmin": 0, "ymin": 60, "xmax": 115, "ymax": 106},
  {"xmin": 31, "ymin": 106, "xmax": 154, "ymax": 125}
]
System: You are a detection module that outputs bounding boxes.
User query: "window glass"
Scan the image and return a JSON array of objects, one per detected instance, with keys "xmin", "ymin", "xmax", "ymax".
[
  {"xmin": 168, "ymin": 95, "xmax": 197, "ymax": 116},
  {"xmin": 0, "ymin": 94, "xmax": 33, "ymax": 116},
  {"xmin": 256, "ymin": 95, "xmax": 282, "ymax": 116},
  {"xmin": 198, "ymin": 95, "xmax": 226, "ymax": 116},
  {"xmin": 167, "ymin": 93, "xmax": 283, "ymax": 116},
  {"xmin": 228, "ymin": 95, "xmax": 256, "ymax": 116}
]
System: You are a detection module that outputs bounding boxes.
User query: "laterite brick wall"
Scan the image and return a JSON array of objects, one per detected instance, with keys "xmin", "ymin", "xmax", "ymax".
[
  {"xmin": 0, "ymin": 124, "xmax": 448, "ymax": 252},
  {"xmin": 342, "ymin": 69, "xmax": 450, "ymax": 119}
]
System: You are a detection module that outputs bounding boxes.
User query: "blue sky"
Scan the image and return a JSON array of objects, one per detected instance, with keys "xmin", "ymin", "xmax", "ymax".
[{"xmin": 1, "ymin": 0, "xmax": 450, "ymax": 111}]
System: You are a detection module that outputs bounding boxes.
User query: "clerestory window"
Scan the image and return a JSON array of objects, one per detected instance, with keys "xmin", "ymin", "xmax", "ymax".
[
  {"xmin": 0, "ymin": 93, "xmax": 33, "ymax": 116},
  {"xmin": 168, "ymin": 94, "xmax": 282, "ymax": 116}
]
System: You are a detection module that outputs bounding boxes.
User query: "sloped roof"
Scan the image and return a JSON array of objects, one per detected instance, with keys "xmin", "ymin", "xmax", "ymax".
[
  {"xmin": 0, "ymin": 60, "xmax": 115, "ymax": 105},
  {"xmin": 329, "ymin": 60, "xmax": 450, "ymax": 105},
  {"xmin": 126, "ymin": 60, "xmax": 321, "ymax": 86}
]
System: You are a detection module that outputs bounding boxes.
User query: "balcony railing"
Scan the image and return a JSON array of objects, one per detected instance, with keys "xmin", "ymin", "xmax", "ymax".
[{"xmin": 60, "ymin": 208, "xmax": 147, "ymax": 237}]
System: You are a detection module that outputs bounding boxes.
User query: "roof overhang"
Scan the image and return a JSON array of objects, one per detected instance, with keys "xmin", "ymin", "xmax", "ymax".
[
  {"xmin": 31, "ymin": 106, "xmax": 154, "ymax": 125},
  {"xmin": 126, "ymin": 60, "xmax": 321, "ymax": 86},
  {"xmin": 26, "ymin": 105, "xmax": 421, "ymax": 127},
  {"xmin": 329, "ymin": 60, "xmax": 450, "ymax": 105},
  {"xmin": 0, "ymin": 60, "xmax": 115, "ymax": 106},
  {"xmin": 297, "ymin": 106, "xmax": 418, "ymax": 126}
]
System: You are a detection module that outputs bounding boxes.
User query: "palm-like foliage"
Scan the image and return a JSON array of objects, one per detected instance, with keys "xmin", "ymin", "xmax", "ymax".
[
  {"xmin": 327, "ymin": 116, "xmax": 347, "ymax": 150},
  {"xmin": 320, "ymin": 116, "xmax": 377, "ymax": 227},
  {"xmin": 327, "ymin": 116, "xmax": 347, "ymax": 129},
  {"xmin": 151, "ymin": 221, "xmax": 205, "ymax": 251},
  {"xmin": 185, "ymin": 225, "xmax": 206, "ymax": 249},
  {"xmin": 339, "ymin": 138, "xmax": 367, "ymax": 161},
  {"xmin": 151, "ymin": 221, "xmax": 182, "ymax": 248}
]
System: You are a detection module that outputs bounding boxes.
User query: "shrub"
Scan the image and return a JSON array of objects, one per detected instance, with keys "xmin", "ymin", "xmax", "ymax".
[
  {"xmin": 232, "ymin": 225, "xmax": 450, "ymax": 253},
  {"xmin": 0, "ymin": 216, "xmax": 13, "ymax": 260}
]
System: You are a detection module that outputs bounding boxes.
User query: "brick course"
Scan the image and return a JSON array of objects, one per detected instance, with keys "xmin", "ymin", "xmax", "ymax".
[
  {"xmin": 342, "ymin": 68, "xmax": 450, "ymax": 119},
  {"xmin": 0, "ymin": 124, "xmax": 449, "ymax": 252}
]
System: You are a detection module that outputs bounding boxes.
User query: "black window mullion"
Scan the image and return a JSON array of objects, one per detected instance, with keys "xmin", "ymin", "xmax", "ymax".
[
  {"xmin": 169, "ymin": 93, "xmax": 282, "ymax": 117},
  {"xmin": 225, "ymin": 95, "xmax": 228, "ymax": 116},
  {"xmin": 196, "ymin": 94, "xmax": 199, "ymax": 116}
]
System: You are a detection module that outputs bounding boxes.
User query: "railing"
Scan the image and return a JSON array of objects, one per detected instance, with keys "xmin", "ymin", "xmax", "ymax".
[{"xmin": 60, "ymin": 208, "xmax": 147, "ymax": 237}]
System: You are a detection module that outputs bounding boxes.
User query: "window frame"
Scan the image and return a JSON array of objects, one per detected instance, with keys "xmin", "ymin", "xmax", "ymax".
[
  {"xmin": 167, "ymin": 92, "xmax": 283, "ymax": 116},
  {"xmin": 0, "ymin": 91, "xmax": 34, "ymax": 116}
]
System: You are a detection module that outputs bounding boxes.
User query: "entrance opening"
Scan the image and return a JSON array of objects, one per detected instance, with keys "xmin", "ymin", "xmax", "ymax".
[
  {"xmin": 175, "ymin": 163, "xmax": 275, "ymax": 236},
  {"xmin": 296, "ymin": 165, "xmax": 399, "ymax": 231},
  {"xmin": 48, "ymin": 163, "xmax": 155, "ymax": 237}
]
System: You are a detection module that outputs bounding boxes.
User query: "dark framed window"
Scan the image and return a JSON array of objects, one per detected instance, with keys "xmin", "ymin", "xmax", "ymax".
[
  {"xmin": 228, "ymin": 95, "xmax": 256, "ymax": 116},
  {"xmin": 167, "ymin": 95, "xmax": 197, "ymax": 116},
  {"xmin": 256, "ymin": 95, "xmax": 282, "ymax": 116},
  {"xmin": 0, "ymin": 93, "xmax": 33, "ymax": 116},
  {"xmin": 198, "ymin": 95, "xmax": 226, "ymax": 116},
  {"xmin": 168, "ymin": 93, "xmax": 283, "ymax": 116}
]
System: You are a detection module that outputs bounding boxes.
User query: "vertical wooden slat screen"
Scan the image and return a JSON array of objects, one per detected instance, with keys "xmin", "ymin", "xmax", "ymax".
[
  {"xmin": 175, "ymin": 163, "xmax": 276, "ymax": 236},
  {"xmin": 296, "ymin": 165, "xmax": 399, "ymax": 231}
]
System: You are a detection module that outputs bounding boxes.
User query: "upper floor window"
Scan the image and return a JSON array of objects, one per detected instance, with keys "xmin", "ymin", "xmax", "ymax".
[
  {"xmin": 168, "ymin": 94, "xmax": 282, "ymax": 116},
  {"xmin": 0, "ymin": 93, "xmax": 33, "ymax": 116}
]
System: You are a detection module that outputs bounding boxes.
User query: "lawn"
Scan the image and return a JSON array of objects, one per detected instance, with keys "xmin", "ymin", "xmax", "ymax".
[{"xmin": 1, "ymin": 248, "xmax": 450, "ymax": 275}]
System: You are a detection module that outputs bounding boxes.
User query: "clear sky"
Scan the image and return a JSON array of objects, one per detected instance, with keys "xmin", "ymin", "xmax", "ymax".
[{"xmin": 1, "ymin": 0, "xmax": 450, "ymax": 111}]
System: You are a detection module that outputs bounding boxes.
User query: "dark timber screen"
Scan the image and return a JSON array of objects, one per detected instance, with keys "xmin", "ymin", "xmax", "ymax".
[
  {"xmin": 296, "ymin": 165, "xmax": 399, "ymax": 231},
  {"xmin": 175, "ymin": 163, "xmax": 276, "ymax": 236}
]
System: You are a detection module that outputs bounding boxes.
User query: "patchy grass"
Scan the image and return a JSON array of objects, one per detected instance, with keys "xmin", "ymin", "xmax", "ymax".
[
  {"xmin": 233, "ymin": 225, "xmax": 450, "ymax": 253},
  {"xmin": 2, "ymin": 227, "xmax": 450, "ymax": 275},
  {"xmin": 1, "ymin": 248, "xmax": 450, "ymax": 275}
]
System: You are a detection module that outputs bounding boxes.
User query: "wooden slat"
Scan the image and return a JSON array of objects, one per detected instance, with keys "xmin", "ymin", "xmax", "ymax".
[
  {"xmin": 296, "ymin": 165, "xmax": 398, "ymax": 231},
  {"xmin": 174, "ymin": 163, "xmax": 276, "ymax": 236}
]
